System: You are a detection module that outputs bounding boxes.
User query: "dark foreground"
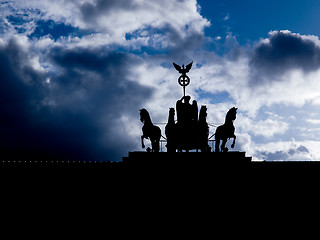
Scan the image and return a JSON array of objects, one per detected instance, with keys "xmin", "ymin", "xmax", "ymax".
[
  {"xmin": 122, "ymin": 152, "xmax": 320, "ymax": 177},
  {"xmin": 2, "ymin": 151, "xmax": 320, "ymax": 173},
  {"xmin": 122, "ymin": 151, "xmax": 252, "ymax": 167},
  {"xmin": 2, "ymin": 151, "xmax": 319, "ymax": 200}
]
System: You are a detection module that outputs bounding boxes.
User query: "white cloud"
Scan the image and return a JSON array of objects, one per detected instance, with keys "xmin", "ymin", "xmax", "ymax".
[
  {"xmin": 6, "ymin": 0, "xmax": 210, "ymax": 48},
  {"xmin": 248, "ymin": 139, "xmax": 320, "ymax": 161},
  {"xmin": 239, "ymin": 117, "xmax": 289, "ymax": 138},
  {"xmin": 306, "ymin": 119, "xmax": 320, "ymax": 125}
]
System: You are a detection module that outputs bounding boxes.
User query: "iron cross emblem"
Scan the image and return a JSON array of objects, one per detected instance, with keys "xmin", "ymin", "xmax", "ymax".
[{"xmin": 173, "ymin": 61, "xmax": 193, "ymax": 97}]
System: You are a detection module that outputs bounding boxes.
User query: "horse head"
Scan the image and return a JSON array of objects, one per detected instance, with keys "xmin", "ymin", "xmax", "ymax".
[
  {"xmin": 139, "ymin": 108, "xmax": 150, "ymax": 123},
  {"xmin": 225, "ymin": 107, "xmax": 237, "ymax": 123}
]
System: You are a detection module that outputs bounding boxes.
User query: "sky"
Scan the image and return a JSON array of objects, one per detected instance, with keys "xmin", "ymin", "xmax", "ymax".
[{"xmin": 2, "ymin": 0, "xmax": 320, "ymax": 161}]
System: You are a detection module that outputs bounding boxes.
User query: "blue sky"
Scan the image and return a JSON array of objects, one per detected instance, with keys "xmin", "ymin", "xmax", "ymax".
[
  {"xmin": 198, "ymin": 0, "xmax": 320, "ymax": 44},
  {"xmin": 2, "ymin": 0, "xmax": 320, "ymax": 161}
]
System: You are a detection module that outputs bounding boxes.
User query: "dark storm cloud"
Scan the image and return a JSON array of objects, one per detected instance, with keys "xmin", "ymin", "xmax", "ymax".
[
  {"xmin": 249, "ymin": 31, "xmax": 320, "ymax": 85},
  {"xmin": 0, "ymin": 39, "xmax": 152, "ymax": 161}
]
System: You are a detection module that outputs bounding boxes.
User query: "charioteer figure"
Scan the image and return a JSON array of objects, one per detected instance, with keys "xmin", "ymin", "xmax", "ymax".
[{"xmin": 176, "ymin": 95, "xmax": 198, "ymax": 124}]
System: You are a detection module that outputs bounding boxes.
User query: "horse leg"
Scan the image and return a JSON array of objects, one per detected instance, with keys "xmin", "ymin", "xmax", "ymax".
[
  {"xmin": 221, "ymin": 139, "xmax": 228, "ymax": 152},
  {"xmin": 150, "ymin": 138, "xmax": 159, "ymax": 152},
  {"xmin": 141, "ymin": 135, "xmax": 145, "ymax": 149},
  {"xmin": 215, "ymin": 139, "xmax": 220, "ymax": 152},
  {"xmin": 231, "ymin": 135, "xmax": 236, "ymax": 148},
  {"xmin": 153, "ymin": 140, "xmax": 160, "ymax": 152}
]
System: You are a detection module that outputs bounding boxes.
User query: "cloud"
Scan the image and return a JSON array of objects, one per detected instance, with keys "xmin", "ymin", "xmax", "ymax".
[
  {"xmin": 78, "ymin": 0, "xmax": 209, "ymax": 36},
  {"xmin": 0, "ymin": 36, "xmax": 152, "ymax": 161},
  {"xmin": 250, "ymin": 30, "xmax": 320, "ymax": 85},
  {"xmin": 240, "ymin": 117, "xmax": 289, "ymax": 139},
  {"xmin": 0, "ymin": 0, "xmax": 212, "ymax": 161},
  {"xmin": 305, "ymin": 119, "xmax": 320, "ymax": 125},
  {"xmin": 5, "ymin": 0, "xmax": 210, "ymax": 49},
  {"xmin": 254, "ymin": 141, "xmax": 312, "ymax": 161},
  {"xmin": 188, "ymin": 31, "xmax": 320, "ymax": 117},
  {"xmin": 223, "ymin": 14, "xmax": 230, "ymax": 21}
]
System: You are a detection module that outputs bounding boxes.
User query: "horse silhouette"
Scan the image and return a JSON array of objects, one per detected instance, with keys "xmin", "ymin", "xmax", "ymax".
[
  {"xmin": 215, "ymin": 107, "xmax": 237, "ymax": 152},
  {"xmin": 140, "ymin": 108, "xmax": 161, "ymax": 152}
]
